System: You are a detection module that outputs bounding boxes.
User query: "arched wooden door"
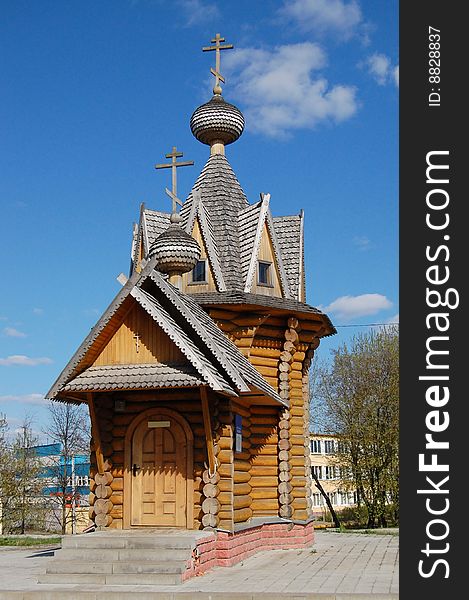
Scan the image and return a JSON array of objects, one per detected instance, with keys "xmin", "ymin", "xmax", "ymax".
[{"xmin": 125, "ymin": 409, "xmax": 193, "ymax": 528}]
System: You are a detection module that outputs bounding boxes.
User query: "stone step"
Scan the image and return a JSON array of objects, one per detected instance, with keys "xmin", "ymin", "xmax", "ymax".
[
  {"xmin": 55, "ymin": 547, "xmax": 191, "ymax": 562},
  {"xmin": 37, "ymin": 572, "xmax": 183, "ymax": 585},
  {"xmin": 61, "ymin": 534, "xmax": 196, "ymax": 550},
  {"xmin": 45, "ymin": 560, "xmax": 186, "ymax": 575}
]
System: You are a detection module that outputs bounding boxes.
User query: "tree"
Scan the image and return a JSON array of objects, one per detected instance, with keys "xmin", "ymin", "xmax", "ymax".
[
  {"xmin": 42, "ymin": 402, "xmax": 90, "ymax": 534},
  {"xmin": 315, "ymin": 326, "xmax": 399, "ymax": 528},
  {"xmin": 0, "ymin": 416, "xmax": 44, "ymax": 533}
]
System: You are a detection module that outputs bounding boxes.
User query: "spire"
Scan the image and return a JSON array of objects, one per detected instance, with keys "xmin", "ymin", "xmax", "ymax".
[{"xmin": 190, "ymin": 33, "xmax": 244, "ymax": 155}]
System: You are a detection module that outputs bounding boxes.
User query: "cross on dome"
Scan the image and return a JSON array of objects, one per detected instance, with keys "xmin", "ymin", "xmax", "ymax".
[
  {"xmin": 155, "ymin": 146, "xmax": 194, "ymax": 218},
  {"xmin": 202, "ymin": 33, "xmax": 234, "ymax": 96}
]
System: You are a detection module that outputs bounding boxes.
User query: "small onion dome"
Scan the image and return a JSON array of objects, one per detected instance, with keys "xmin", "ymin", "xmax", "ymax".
[
  {"xmin": 150, "ymin": 214, "xmax": 201, "ymax": 275},
  {"xmin": 190, "ymin": 95, "xmax": 245, "ymax": 146}
]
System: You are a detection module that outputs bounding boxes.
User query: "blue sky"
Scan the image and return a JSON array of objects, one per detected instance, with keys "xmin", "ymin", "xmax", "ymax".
[{"xmin": 0, "ymin": 0, "xmax": 398, "ymax": 437}]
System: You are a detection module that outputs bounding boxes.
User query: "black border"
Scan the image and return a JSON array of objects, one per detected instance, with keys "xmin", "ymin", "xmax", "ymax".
[{"xmin": 400, "ymin": 2, "xmax": 464, "ymax": 597}]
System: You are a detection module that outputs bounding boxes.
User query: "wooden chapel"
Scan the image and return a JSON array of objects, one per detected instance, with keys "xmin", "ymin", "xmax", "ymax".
[{"xmin": 46, "ymin": 33, "xmax": 335, "ymax": 550}]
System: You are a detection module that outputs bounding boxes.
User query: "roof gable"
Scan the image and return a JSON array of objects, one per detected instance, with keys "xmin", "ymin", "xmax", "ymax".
[{"xmin": 47, "ymin": 259, "xmax": 286, "ymax": 405}]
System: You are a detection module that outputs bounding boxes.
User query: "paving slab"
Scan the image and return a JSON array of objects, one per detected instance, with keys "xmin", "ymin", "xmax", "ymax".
[{"xmin": 0, "ymin": 530, "xmax": 398, "ymax": 599}]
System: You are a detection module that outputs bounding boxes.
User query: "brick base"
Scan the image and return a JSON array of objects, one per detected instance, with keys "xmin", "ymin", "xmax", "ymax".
[{"xmin": 182, "ymin": 521, "xmax": 314, "ymax": 581}]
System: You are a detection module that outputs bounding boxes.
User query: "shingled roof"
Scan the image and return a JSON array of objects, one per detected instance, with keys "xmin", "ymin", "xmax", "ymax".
[
  {"xmin": 47, "ymin": 258, "xmax": 287, "ymax": 405},
  {"xmin": 133, "ymin": 152, "xmax": 307, "ymax": 303}
]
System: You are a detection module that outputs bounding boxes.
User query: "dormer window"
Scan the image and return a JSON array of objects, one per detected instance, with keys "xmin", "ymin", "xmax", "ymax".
[
  {"xmin": 191, "ymin": 259, "xmax": 207, "ymax": 283},
  {"xmin": 257, "ymin": 261, "xmax": 272, "ymax": 286}
]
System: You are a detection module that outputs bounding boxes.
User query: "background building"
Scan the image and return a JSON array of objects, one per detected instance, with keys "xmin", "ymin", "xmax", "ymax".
[{"xmin": 310, "ymin": 433, "xmax": 357, "ymax": 520}]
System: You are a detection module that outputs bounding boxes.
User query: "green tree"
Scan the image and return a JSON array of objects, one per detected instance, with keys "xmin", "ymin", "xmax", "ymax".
[
  {"xmin": 0, "ymin": 416, "xmax": 44, "ymax": 533},
  {"xmin": 315, "ymin": 326, "xmax": 399, "ymax": 528}
]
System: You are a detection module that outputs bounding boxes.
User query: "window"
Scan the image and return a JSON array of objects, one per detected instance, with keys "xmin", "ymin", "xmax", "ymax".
[
  {"xmin": 192, "ymin": 259, "xmax": 207, "ymax": 283},
  {"xmin": 311, "ymin": 439, "xmax": 322, "ymax": 453},
  {"xmin": 324, "ymin": 440, "xmax": 336, "ymax": 454},
  {"xmin": 257, "ymin": 261, "xmax": 272, "ymax": 285}
]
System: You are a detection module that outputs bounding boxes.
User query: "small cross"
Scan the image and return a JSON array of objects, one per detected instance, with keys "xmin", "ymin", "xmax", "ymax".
[
  {"xmin": 133, "ymin": 332, "xmax": 140, "ymax": 353},
  {"xmin": 202, "ymin": 33, "xmax": 234, "ymax": 95},
  {"xmin": 155, "ymin": 146, "xmax": 194, "ymax": 214}
]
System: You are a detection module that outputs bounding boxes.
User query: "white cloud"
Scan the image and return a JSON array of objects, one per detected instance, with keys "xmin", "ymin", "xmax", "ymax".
[
  {"xmin": 0, "ymin": 355, "xmax": 53, "ymax": 367},
  {"xmin": 33, "ymin": 307, "xmax": 44, "ymax": 315},
  {"xmin": 0, "ymin": 393, "xmax": 45, "ymax": 406},
  {"xmin": 323, "ymin": 293, "xmax": 392, "ymax": 320},
  {"xmin": 177, "ymin": 0, "xmax": 219, "ymax": 26},
  {"xmin": 387, "ymin": 313, "xmax": 399, "ymax": 324},
  {"xmin": 352, "ymin": 235, "xmax": 371, "ymax": 251},
  {"xmin": 3, "ymin": 327, "xmax": 27, "ymax": 338},
  {"xmin": 363, "ymin": 53, "xmax": 399, "ymax": 87},
  {"xmin": 280, "ymin": 0, "xmax": 364, "ymax": 40},
  {"xmin": 225, "ymin": 43, "xmax": 358, "ymax": 138}
]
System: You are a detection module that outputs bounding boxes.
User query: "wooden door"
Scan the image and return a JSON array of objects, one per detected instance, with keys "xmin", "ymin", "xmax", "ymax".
[{"xmin": 130, "ymin": 417, "xmax": 187, "ymax": 526}]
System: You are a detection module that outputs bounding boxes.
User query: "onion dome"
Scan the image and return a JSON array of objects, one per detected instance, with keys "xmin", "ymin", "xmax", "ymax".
[
  {"xmin": 190, "ymin": 95, "xmax": 244, "ymax": 146},
  {"xmin": 150, "ymin": 213, "xmax": 201, "ymax": 275}
]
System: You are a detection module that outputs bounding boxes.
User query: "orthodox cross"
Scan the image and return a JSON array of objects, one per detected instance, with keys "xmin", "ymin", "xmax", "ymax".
[
  {"xmin": 155, "ymin": 146, "xmax": 194, "ymax": 214},
  {"xmin": 202, "ymin": 33, "xmax": 233, "ymax": 95},
  {"xmin": 133, "ymin": 332, "xmax": 140, "ymax": 353}
]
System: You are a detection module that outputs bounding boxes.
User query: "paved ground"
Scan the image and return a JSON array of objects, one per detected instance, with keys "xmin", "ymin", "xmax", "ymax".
[{"xmin": 0, "ymin": 530, "xmax": 398, "ymax": 599}]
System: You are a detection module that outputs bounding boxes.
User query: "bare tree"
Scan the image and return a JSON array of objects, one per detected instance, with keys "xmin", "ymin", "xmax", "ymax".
[{"xmin": 42, "ymin": 402, "xmax": 90, "ymax": 534}]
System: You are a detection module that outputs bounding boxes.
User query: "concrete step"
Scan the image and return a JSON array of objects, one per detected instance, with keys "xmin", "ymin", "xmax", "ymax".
[
  {"xmin": 61, "ymin": 534, "xmax": 196, "ymax": 550},
  {"xmin": 37, "ymin": 572, "xmax": 182, "ymax": 585},
  {"xmin": 45, "ymin": 561, "xmax": 185, "ymax": 575},
  {"xmin": 56, "ymin": 547, "xmax": 191, "ymax": 561}
]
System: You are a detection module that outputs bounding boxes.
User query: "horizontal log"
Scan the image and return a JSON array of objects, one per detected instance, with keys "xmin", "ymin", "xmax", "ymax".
[
  {"xmin": 249, "ymin": 444, "xmax": 277, "ymax": 456},
  {"xmin": 110, "ymin": 477, "xmax": 123, "ymax": 491},
  {"xmin": 292, "ymin": 497, "xmax": 308, "ymax": 509},
  {"xmin": 279, "ymin": 461, "xmax": 291, "ymax": 472},
  {"xmin": 112, "ymin": 426, "xmax": 127, "ymax": 438},
  {"xmin": 250, "ymin": 357, "xmax": 279, "ymax": 371},
  {"xmin": 250, "ymin": 487, "xmax": 278, "ymax": 500},
  {"xmin": 218, "ymin": 463, "xmax": 233, "ymax": 478},
  {"xmin": 233, "ymin": 495, "xmax": 252, "ymax": 510},
  {"xmin": 218, "ymin": 510, "xmax": 234, "ymax": 520},
  {"xmin": 217, "ymin": 449, "xmax": 234, "ymax": 464},
  {"xmin": 291, "ymin": 445, "xmax": 307, "ymax": 456},
  {"xmin": 290, "ymin": 456, "xmax": 308, "ymax": 467},
  {"xmin": 250, "ymin": 433, "xmax": 279, "ymax": 445},
  {"xmin": 218, "ymin": 518, "xmax": 234, "ymax": 530},
  {"xmin": 251, "ymin": 498, "xmax": 279, "ymax": 511},
  {"xmin": 278, "ymin": 439, "xmax": 291, "ymax": 451},
  {"xmin": 250, "ymin": 466, "xmax": 278, "ymax": 476},
  {"xmin": 253, "ymin": 365, "xmax": 279, "ymax": 378},
  {"xmin": 234, "ymin": 450, "xmax": 251, "ymax": 461},
  {"xmin": 234, "ymin": 482, "xmax": 252, "ymax": 496},
  {"xmin": 250, "ymin": 476, "xmax": 278, "ymax": 487},
  {"xmin": 279, "ymin": 471, "xmax": 292, "ymax": 482},
  {"xmin": 218, "ymin": 479, "xmax": 233, "ymax": 492},
  {"xmin": 250, "ymin": 454, "xmax": 277, "ymax": 466},
  {"xmin": 278, "ymin": 450, "xmax": 290, "ymax": 462},
  {"xmin": 250, "ymin": 405, "xmax": 280, "ymax": 415},
  {"xmin": 194, "ymin": 491, "xmax": 203, "ymax": 505},
  {"xmin": 250, "ymin": 425, "xmax": 277, "ymax": 436},
  {"xmin": 110, "ymin": 506, "xmax": 123, "ymax": 519},
  {"xmin": 217, "ymin": 491, "xmax": 233, "ymax": 506},
  {"xmin": 109, "ymin": 492, "xmax": 123, "ymax": 506},
  {"xmin": 231, "ymin": 459, "xmax": 251, "ymax": 472},
  {"xmin": 250, "ymin": 347, "xmax": 281, "ymax": 359},
  {"xmin": 279, "ymin": 493, "xmax": 293, "ymax": 505},
  {"xmin": 234, "ymin": 507, "xmax": 253, "ymax": 523},
  {"xmin": 234, "ymin": 471, "xmax": 251, "ymax": 484}
]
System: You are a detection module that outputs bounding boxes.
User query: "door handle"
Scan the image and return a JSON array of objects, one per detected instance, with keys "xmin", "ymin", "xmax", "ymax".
[{"xmin": 132, "ymin": 463, "xmax": 140, "ymax": 476}]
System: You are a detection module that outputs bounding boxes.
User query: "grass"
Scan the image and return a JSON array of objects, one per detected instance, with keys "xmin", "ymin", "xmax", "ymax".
[{"xmin": 0, "ymin": 536, "xmax": 61, "ymax": 547}]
